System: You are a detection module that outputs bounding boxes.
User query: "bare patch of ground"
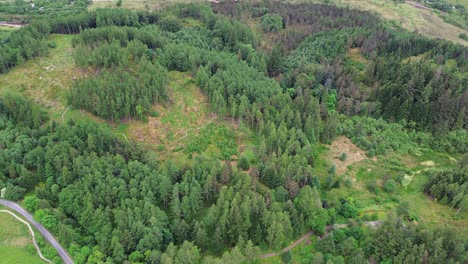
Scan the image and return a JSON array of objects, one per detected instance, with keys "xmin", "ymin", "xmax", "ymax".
[
  {"xmin": 328, "ymin": 136, "xmax": 376, "ymax": 176},
  {"xmin": 128, "ymin": 71, "xmax": 219, "ymax": 159},
  {"xmin": 420, "ymin": 160, "xmax": 435, "ymax": 167},
  {"xmin": 347, "ymin": 48, "xmax": 369, "ymax": 64},
  {"xmin": 9, "ymin": 237, "xmax": 29, "ymax": 247},
  {"xmin": 0, "ymin": 34, "xmax": 86, "ymax": 113}
]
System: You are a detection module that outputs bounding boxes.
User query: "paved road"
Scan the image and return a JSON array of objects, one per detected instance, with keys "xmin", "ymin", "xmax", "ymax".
[{"xmin": 0, "ymin": 199, "xmax": 74, "ymax": 264}]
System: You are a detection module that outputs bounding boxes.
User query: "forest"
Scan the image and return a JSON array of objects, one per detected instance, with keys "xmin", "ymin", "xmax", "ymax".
[{"xmin": 0, "ymin": 1, "xmax": 466, "ymax": 264}]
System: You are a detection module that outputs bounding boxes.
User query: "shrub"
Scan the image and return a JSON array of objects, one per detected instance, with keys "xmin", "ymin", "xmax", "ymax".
[
  {"xmin": 238, "ymin": 155, "xmax": 250, "ymax": 171},
  {"xmin": 261, "ymin": 14, "xmax": 283, "ymax": 32},
  {"xmin": 48, "ymin": 42, "xmax": 57, "ymax": 48},
  {"xmin": 23, "ymin": 195, "xmax": 38, "ymax": 213},
  {"xmin": 339, "ymin": 152, "xmax": 347, "ymax": 161},
  {"xmin": 344, "ymin": 177, "xmax": 353, "ymax": 188},
  {"xmin": 383, "ymin": 179, "xmax": 397, "ymax": 193},
  {"xmin": 340, "ymin": 203, "xmax": 358, "ymax": 218},
  {"xmin": 159, "ymin": 16, "xmax": 182, "ymax": 32},
  {"xmin": 366, "ymin": 180, "xmax": 377, "ymax": 192},
  {"xmin": 459, "ymin": 33, "xmax": 468, "ymax": 41}
]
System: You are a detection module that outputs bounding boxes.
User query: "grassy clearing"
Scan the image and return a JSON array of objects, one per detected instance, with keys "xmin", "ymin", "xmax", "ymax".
[
  {"xmin": 0, "ymin": 25, "xmax": 16, "ymax": 40},
  {"xmin": 88, "ymin": 0, "xmax": 204, "ymax": 11},
  {"xmin": 0, "ymin": 208, "xmax": 44, "ymax": 264},
  {"xmin": 0, "ymin": 34, "xmax": 84, "ymax": 114},
  {"xmin": 323, "ymin": 138, "xmax": 467, "ymax": 232},
  {"xmin": 332, "ymin": 0, "xmax": 468, "ymax": 45},
  {"xmin": 127, "ymin": 71, "xmax": 254, "ymax": 162}
]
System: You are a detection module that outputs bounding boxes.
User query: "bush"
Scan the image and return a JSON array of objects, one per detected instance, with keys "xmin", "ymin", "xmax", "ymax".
[
  {"xmin": 23, "ymin": 195, "xmax": 38, "ymax": 213},
  {"xmin": 344, "ymin": 177, "xmax": 352, "ymax": 188},
  {"xmin": 366, "ymin": 180, "xmax": 377, "ymax": 193},
  {"xmin": 459, "ymin": 33, "xmax": 468, "ymax": 41},
  {"xmin": 48, "ymin": 42, "xmax": 57, "ymax": 48},
  {"xmin": 339, "ymin": 153, "xmax": 347, "ymax": 161},
  {"xmin": 340, "ymin": 203, "xmax": 358, "ymax": 218},
  {"xmin": 159, "ymin": 16, "xmax": 182, "ymax": 32},
  {"xmin": 383, "ymin": 179, "xmax": 397, "ymax": 193},
  {"xmin": 261, "ymin": 13, "xmax": 283, "ymax": 32},
  {"xmin": 238, "ymin": 155, "xmax": 250, "ymax": 171},
  {"xmin": 281, "ymin": 250, "xmax": 293, "ymax": 264}
]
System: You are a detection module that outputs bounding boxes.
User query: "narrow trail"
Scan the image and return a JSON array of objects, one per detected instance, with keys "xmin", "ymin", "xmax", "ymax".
[
  {"xmin": 0, "ymin": 21, "xmax": 25, "ymax": 28},
  {"xmin": 61, "ymin": 106, "xmax": 70, "ymax": 122},
  {"xmin": 179, "ymin": 116, "xmax": 217, "ymax": 140},
  {"xmin": 406, "ymin": 1, "xmax": 435, "ymax": 11},
  {"xmin": 258, "ymin": 221, "xmax": 383, "ymax": 259},
  {"xmin": 0, "ymin": 199, "xmax": 73, "ymax": 264},
  {"xmin": 114, "ymin": 133, "xmax": 129, "ymax": 142},
  {"xmin": 0, "ymin": 209, "xmax": 53, "ymax": 264}
]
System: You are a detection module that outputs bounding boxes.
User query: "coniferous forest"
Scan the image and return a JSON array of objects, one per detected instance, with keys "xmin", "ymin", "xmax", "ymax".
[{"xmin": 0, "ymin": 1, "xmax": 466, "ymax": 263}]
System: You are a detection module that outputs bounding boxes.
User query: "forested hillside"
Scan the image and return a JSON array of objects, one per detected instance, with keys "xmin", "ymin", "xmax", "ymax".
[{"xmin": 0, "ymin": 1, "xmax": 466, "ymax": 264}]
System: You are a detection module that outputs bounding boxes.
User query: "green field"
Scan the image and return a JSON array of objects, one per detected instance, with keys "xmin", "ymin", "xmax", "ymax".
[
  {"xmin": 333, "ymin": 0, "xmax": 468, "ymax": 45},
  {"xmin": 323, "ymin": 140, "xmax": 467, "ymax": 231},
  {"xmin": 0, "ymin": 209, "xmax": 44, "ymax": 264},
  {"xmin": 127, "ymin": 71, "xmax": 255, "ymax": 163},
  {"xmin": 88, "ymin": 0, "xmax": 205, "ymax": 11},
  {"xmin": 0, "ymin": 25, "xmax": 15, "ymax": 40}
]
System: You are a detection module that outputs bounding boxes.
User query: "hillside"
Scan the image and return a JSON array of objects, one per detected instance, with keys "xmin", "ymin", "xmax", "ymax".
[{"xmin": 0, "ymin": 1, "xmax": 466, "ymax": 264}]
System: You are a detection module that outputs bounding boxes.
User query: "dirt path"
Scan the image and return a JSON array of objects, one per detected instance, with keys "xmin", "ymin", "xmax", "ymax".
[
  {"xmin": 0, "ymin": 22, "xmax": 25, "ymax": 28},
  {"xmin": 61, "ymin": 106, "xmax": 70, "ymax": 122},
  {"xmin": 179, "ymin": 116, "xmax": 217, "ymax": 140},
  {"xmin": 258, "ymin": 221, "xmax": 383, "ymax": 259},
  {"xmin": 0, "ymin": 209, "xmax": 53, "ymax": 263},
  {"xmin": 114, "ymin": 133, "xmax": 129, "ymax": 143},
  {"xmin": 406, "ymin": 1, "xmax": 434, "ymax": 11}
]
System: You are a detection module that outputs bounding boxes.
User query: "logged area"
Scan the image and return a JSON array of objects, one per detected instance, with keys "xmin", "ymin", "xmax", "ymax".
[{"xmin": 0, "ymin": 0, "xmax": 466, "ymax": 264}]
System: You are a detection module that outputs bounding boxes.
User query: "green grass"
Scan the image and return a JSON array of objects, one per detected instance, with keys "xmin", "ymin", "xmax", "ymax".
[
  {"xmin": 324, "ymin": 142, "xmax": 467, "ymax": 233},
  {"xmin": 88, "ymin": 0, "xmax": 204, "ymax": 11},
  {"xmin": 126, "ymin": 71, "xmax": 256, "ymax": 162},
  {"xmin": 0, "ymin": 34, "xmax": 79, "ymax": 115},
  {"xmin": 0, "ymin": 25, "xmax": 16, "ymax": 40},
  {"xmin": 0, "ymin": 209, "xmax": 45, "ymax": 264},
  {"xmin": 330, "ymin": 0, "xmax": 468, "ymax": 45}
]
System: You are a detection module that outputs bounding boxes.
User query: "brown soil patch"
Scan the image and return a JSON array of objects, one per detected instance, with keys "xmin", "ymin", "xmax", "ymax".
[
  {"xmin": 328, "ymin": 136, "xmax": 376, "ymax": 176},
  {"xmin": 9, "ymin": 237, "xmax": 30, "ymax": 247},
  {"xmin": 348, "ymin": 48, "xmax": 369, "ymax": 64}
]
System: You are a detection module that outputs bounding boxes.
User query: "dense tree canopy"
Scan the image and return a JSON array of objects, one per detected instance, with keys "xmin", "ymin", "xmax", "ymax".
[{"xmin": 0, "ymin": 1, "xmax": 466, "ymax": 263}]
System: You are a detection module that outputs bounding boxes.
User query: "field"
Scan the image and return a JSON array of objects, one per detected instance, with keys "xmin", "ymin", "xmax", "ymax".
[
  {"xmin": 332, "ymin": 0, "xmax": 468, "ymax": 45},
  {"xmin": 88, "ymin": 0, "xmax": 205, "ymax": 10},
  {"xmin": 0, "ymin": 209, "xmax": 44, "ymax": 264},
  {"xmin": 324, "ymin": 137, "xmax": 467, "ymax": 231},
  {"xmin": 0, "ymin": 25, "xmax": 15, "ymax": 40},
  {"xmin": 0, "ymin": 34, "xmax": 81, "ymax": 112},
  {"xmin": 127, "ymin": 71, "xmax": 254, "ymax": 163}
]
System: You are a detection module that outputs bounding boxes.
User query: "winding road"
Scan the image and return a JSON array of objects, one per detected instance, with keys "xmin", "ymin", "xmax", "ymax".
[{"xmin": 0, "ymin": 199, "xmax": 73, "ymax": 264}]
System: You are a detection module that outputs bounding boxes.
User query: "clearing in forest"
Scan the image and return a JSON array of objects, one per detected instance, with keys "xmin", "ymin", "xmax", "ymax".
[
  {"xmin": 88, "ymin": 0, "xmax": 204, "ymax": 10},
  {"xmin": 0, "ymin": 209, "xmax": 44, "ymax": 264},
  {"xmin": 334, "ymin": 0, "xmax": 467, "ymax": 45},
  {"xmin": 127, "ymin": 71, "xmax": 248, "ymax": 162},
  {"xmin": 328, "ymin": 136, "xmax": 374, "ymax": 176},
  {"xmin": 0, "ymin": 34, "xmax": 77, "ymax": 109}
]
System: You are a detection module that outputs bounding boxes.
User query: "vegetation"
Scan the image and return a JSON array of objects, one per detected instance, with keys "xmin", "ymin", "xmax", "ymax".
[
  {"xmin": 0, "ymin": 208, "xmax": 45, "ymax": 264},
  {"xmin": 0, "ymin": 1, "xmax": 466, "ymax": 263}
]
